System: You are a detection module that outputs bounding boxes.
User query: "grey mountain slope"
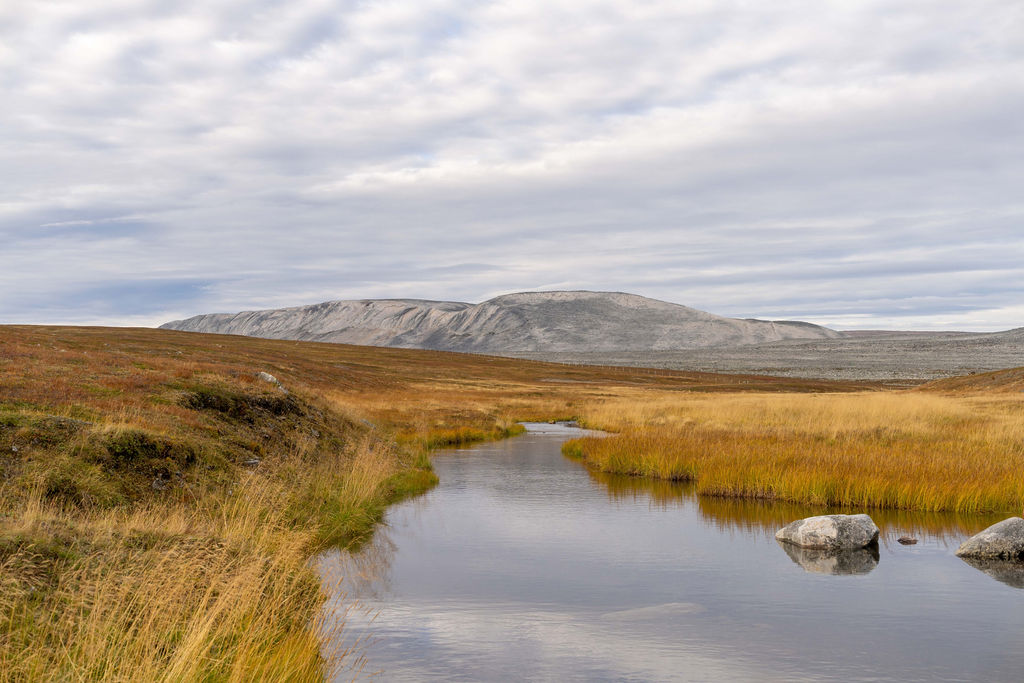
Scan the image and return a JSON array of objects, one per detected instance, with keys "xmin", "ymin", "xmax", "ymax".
[
  {"xmin": 511, "ymin": 323, "xmax": 1024, "ymax": 381},
  {"xmin": 160, "ymin": 290, "xmax": 842, "ymax": 353}
]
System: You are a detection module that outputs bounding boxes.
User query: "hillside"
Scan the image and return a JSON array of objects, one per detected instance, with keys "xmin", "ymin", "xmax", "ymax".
[
  {"xmin": 921, "ymin": 365, "xmax": 1024, "ymax": 393},
  {"xmin": 518, "ymin": 328, "xmax": 1024, "ymax": 382},
  {"xmin": 160, "ymin": 291, "xmax": 842, "ymax": 353}
]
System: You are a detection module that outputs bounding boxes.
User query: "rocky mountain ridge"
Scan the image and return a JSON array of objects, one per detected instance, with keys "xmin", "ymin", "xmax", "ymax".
[{"xmin": 160, "ymin": 290, "xmax": 843, "ymax": 353}]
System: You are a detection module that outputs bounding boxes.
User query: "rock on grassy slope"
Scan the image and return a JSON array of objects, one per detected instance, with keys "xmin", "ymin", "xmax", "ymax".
[{"xmin": 161, "ymin": 290, "xmax": 841, "ymax": 353}]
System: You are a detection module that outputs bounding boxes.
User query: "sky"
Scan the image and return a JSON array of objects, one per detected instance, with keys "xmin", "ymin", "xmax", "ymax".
[{"xmin": 2, "ymin": 1, "xmax": 1022, "ymax": 331}]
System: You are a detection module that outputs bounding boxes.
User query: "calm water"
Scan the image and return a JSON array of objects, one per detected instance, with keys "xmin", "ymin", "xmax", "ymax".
[{"xmin": 319, "ymin": 423, "xmax": 1024, "ymax": 682}]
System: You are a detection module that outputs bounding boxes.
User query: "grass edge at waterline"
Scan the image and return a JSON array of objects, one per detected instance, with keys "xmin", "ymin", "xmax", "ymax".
[{"xmin": 564, "ymin": 390, "xmax": 1024, "ymax": 514}]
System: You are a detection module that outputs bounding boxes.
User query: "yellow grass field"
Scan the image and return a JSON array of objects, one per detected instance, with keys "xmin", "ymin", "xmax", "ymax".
[{"xmin": 566, "ymin": 388, "xmax": 1024, "ymax": 514}]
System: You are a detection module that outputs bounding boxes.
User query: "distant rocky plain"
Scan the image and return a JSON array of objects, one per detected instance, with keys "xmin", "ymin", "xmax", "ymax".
[{"xmin": 161, "ymin": 291, "xmax": 1024, "ymax": 382}]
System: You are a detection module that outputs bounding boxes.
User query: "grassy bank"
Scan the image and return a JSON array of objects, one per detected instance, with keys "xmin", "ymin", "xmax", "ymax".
[
  {"xmin": 0, "ymin": 358, "xmax": 437, "ymax": 680},
  {"xmin": 5, "ymin": 325, "xmax": 820, "ymax": 679},
  {"xmin": 7, "ymin": 323, "xmax": 1004, "ymax": 678},
  {"xmin": 566, "ymin": 389, "xmax": 1024, "ymax": 513}
]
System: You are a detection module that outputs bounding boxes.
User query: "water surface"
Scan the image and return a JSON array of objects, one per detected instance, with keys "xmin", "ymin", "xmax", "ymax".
[{"xmin": 319, "ymin": 423, "xmax": 1024, "ymax": 681}]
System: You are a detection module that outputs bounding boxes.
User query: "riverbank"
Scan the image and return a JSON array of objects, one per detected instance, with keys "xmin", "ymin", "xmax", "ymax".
[
  {"xmin": 565, "ymin": 385, "xmax": 1024, "ymax": 513},
  {"xmin": 0, "ymin": 338, "xmax": 441, "ymax": 680},
  {"xmin": 6, "ymin": 325, "xmax": 823, "ymax": 679},
  {"xmin": 324, "ymin": 422, "xmax": 1024, "ymax": 682}
]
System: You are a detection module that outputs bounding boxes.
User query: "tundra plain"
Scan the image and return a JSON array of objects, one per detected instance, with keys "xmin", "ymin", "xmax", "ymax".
[{"xmin": 1, "ymin": 324, "xmax": 1021, "ymax": 680}]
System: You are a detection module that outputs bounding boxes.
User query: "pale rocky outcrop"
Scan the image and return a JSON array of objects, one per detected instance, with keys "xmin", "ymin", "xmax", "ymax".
[
  {"xmin": 256, "ymin": 371, "xmax": 287, "ymax": 393},
  {"xmin": 955, "ymin": 517, "xmax": 1024, "ymax": 560},
  {"xmin": 161, "ymin": 291, "xmax": 841, "ymax": 354},
  {"xmin": 775, "ymin": 514, "xmax": 880, "ymax": 550}
]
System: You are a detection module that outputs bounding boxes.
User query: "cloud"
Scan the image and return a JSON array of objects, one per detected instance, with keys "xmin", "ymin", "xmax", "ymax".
[{"xmin": 2, "ymin": 0, "xmax": 1022, "ymax": 329}]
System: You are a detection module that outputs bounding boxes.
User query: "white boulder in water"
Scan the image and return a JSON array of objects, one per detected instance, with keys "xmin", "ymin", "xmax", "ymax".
[
  {"xmin": 955, "ymin": 517, "xmax": 1024, "ymax": 560},
  {"xmin": 775, "ymin": 514, "xmax": 880, "ymax": 550}
]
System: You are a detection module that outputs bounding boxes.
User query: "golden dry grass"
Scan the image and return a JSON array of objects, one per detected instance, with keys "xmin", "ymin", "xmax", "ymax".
[
  {"xmin": 568, "ymin": 390, "xmax": 1024, "ymax": 513},
  {"xmin": 0, "ymin": 411, "xmax": 417, "ymax": 681},
  {"xmin": 587, "ymin": 469, "xmax": 1003, "ymax": 542}
]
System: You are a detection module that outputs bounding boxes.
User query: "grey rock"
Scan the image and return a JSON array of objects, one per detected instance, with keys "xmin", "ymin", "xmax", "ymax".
[
  {"xmin": 955, "ymin": 517, "xmax": 1024, "ymax": 560},
  {"xmin": 151, "ymin": 478, "xmax": 168, "ymax": 491},
  {"xmin": 161, "ymin": 291, "xmax": 841, "ymax": 354},
  {"xmin": 959, "ymin": 556, "xmax": 1024, "ymax": 589},
  {"xmin": 241, "ymin": 458, "xmax": 261, "ymax": 467},
  {"xmin": 779, "ymin": 541, "xmax": 879, "ymax": 575},
  {"xmin": 256, "ymin": 371, "xmax": 288, "ymax": 393},
  {"xmin": 775, "ymin": 514, "xmax": 880, "ymax": 550}
]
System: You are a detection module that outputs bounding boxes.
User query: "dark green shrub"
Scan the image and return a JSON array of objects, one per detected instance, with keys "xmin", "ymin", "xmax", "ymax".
[{"xmin": 105, "ymin": 430, "xmax": 197, "ymax": 468}]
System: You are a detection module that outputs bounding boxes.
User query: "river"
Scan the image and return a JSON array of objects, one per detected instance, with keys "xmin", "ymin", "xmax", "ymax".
[{"xmin": 318, "ymin": 422, "xmax": 1024, "ymax": 681}]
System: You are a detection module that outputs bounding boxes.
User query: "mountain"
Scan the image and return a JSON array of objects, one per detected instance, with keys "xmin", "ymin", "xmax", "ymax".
[{"xmin": 160, "ymin": 291, "xmax": 841, "ymax": 354}]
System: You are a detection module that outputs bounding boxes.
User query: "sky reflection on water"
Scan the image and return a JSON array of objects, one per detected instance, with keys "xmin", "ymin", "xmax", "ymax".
[{"xmin": 319, "ymin": 424, "xmax": 1024, "ymax": 682}]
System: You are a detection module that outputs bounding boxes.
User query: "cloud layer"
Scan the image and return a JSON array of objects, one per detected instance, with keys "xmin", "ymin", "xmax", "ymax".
[{"xmin": 3, "ymin": 0, "xmax": 1022, "ymax": 329}]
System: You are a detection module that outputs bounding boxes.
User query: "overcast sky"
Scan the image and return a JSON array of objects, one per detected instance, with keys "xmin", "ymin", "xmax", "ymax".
[{"xmin": 2, "ymin": 1, "xmax": 1022, "ymax": 331}]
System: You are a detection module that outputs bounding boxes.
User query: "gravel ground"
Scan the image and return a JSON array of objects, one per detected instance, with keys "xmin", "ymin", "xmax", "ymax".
[{"xmin": 516, "ymin": 332, "xmax": 1024, "ymax": 382}]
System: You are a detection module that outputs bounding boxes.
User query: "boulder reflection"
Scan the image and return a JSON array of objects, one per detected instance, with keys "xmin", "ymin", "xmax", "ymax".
[
  {"xmin": 958, "ymin": 557, "xmax": 1024, "ymax": 589},
  {"xmin": 778, "ymin": 541, "xmax": 880, "ymax": 576}
]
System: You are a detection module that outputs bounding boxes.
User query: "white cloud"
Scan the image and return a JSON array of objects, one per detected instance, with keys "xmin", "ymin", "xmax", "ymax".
[{"xmin": 1, "ymin": 0, "xmax": 1022, "ymax": 329}]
